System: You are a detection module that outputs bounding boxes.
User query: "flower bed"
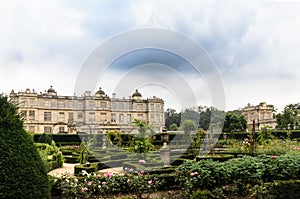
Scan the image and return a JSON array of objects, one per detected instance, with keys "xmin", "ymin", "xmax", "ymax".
[{"xmin": 51, "ymin": 154, "xmax": 300, "ymax": 198}]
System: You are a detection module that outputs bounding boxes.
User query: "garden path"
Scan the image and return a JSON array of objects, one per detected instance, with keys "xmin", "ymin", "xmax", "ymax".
[
  {"xmin": 48, "ymin": 163, "xmax": 124, "ymax": 177},
  {"xmin": 48, "ymin": 163, "xmax": 79, "ymax": 177}
]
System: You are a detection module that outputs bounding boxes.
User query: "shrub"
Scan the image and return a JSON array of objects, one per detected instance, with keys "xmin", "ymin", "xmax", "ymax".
[
  {"xmin": 267, "ymin": 180, "xmax": 300, "ymax": 199},
  {"xmin": 191, "ymin": 189, "xmax": 211, "ymax": 199},
  {"xmin": 74, "ymin": 163, "xmax": 98, "ymax": 175},
  {"xmin": 226, "ymin": 156, "xmax": 265, "ymax": 189},
  {"xmin": 57, "ymin": 169, "xmax": 163, "ymax": 198},
  {"xmin": 0, "ymin": 95, "xmax": 49, "ymax": 198},
  {"xmin": 175, "ymin": 160, "xmax": 228, "ymax": 196},
  {"xmin": 261, "ymin": 154, "xmax": 300, "ymax": 181}
]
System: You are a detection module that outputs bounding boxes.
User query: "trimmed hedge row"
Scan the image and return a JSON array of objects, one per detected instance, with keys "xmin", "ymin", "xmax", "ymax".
[
  {"xmin": 175, "ymin": 154, "xmax": 300, "ymax": 196},
  {"xmin": 190, "ymin": 180, "xmax": 300, "ymax": 199},
  {"xmin": 221, "ymin": 130, "xmax": 300, "ymax": 140}
]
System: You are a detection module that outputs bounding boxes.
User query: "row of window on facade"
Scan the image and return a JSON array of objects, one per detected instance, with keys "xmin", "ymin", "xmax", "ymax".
[
  {"xmin": 244, "ymin": 112, "xmax": 273, "ymax": 121},
  {"xmin": 21, "ymin": 111, "xmax": 163, "ymax": 123},
  {"xmin": 23, "ymin": 126, "xmax": 62, "ymax": 133},
  {"xmin": 20, "ymin": 99, "xmax": 162, "ymax": 111}
]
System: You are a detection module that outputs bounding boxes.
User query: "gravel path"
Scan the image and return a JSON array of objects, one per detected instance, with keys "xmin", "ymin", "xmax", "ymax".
[
  {"xmin": 48, "ymin": 163, "xmax": 124, "ymax": 177},
  {"xmin": 48, "ymin": 163, "xmax": 79, "ymax": 177}
]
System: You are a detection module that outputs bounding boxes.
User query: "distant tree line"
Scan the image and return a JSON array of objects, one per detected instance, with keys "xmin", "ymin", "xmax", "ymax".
[
  {"xmin": 165, "ymin": 102, "xmax": 300, "ymax": 132},
  {"xmin": 164, "ymin": 106, "xmax": 247, "ymax": 133}
]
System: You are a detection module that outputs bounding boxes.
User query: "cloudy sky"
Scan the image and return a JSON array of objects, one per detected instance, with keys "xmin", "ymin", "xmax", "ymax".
[{"xmin": 1, "ymin": 0, "xmax": 300, "ymax": 112}]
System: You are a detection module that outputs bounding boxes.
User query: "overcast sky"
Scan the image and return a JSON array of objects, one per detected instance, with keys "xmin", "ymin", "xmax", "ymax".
[{"xmin": 1, "ymin": 0, "xmax": 300, "ymax": 112}]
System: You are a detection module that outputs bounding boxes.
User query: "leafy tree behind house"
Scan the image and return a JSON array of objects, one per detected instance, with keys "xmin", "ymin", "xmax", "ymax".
[
  {"xmin": 222, "ymin": 111, "xmax": 247, "ymax": 132},
  {"xmin": 276, "ymin": 103, "xmax": 300, "ymax": 130}
]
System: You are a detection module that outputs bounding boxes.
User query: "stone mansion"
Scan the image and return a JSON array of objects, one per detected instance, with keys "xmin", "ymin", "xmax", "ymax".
[
  {"xmin": 9, "ymin": 86, "xmax": 165, "ymax": 134},
  {"xmin": 241, "ymin": 102, "xmax": 277, "ymax": 131}
]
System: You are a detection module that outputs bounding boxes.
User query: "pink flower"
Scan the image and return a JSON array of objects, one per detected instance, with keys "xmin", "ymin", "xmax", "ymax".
[
  {"xmin": 139, "ymin": 160, "xmax": 146, "ymax": 165},
  {"xmin": 104, "ymin": 172, "xmax": 113, "ymax": 178},
  {"xmin": 271, "ymin": 156, "xmax": 277, "ymax": 159},
  {"xmin": 138, "ymin": 170, "xmax": 145, "ymax": 176},
  {"xmin": 80, "ymin": 187, "xmax": 88, "ymax": 192},
  {"xmin": 102, "ymin": 181, "xmax": 106, "ymax": 185},
  {"xmin": 97, "ymin": 174, "xmax": 101, "ymax": 178},
  {"xmin": 148, "ymin": 180, "xmax": 153, "ymax": 185},
  {"xmin": 127, "ymin": 179, "xmax": 131, "ymax": 183},
  {"xmin": 190, "ymin": 172, "xmax": 199, "ymax": 176},
  {"xmin": 87, "ymin": 181, "xmax": 92, "ymax": 186},
  {"xmin": 297, "ymin": 148, "xmax": 300, "ymax": 151}
]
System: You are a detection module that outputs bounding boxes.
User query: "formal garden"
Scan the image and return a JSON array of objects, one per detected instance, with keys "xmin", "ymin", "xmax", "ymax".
[{"xmin": 1, "ymin": 94, "xmax": 300, "ymax": 198}]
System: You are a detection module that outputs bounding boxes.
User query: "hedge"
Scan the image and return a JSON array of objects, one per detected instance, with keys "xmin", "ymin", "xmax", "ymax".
[
  {"xmin": 196, "ymin": 154, "xmax": 235, "ymax": 162},
  {"xmin": 74, "ymin": 163, "xmax": 98, "ymax": 174},
  {"xmin": 266, "ymin": 180, "xmax": 300, "ymax": 199},
  {"xmin": 0, "ymin": 95, "xmax": 49, "ymax": 199}
]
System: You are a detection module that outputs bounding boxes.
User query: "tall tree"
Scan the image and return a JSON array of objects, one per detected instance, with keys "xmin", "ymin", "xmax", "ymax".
[
  {"xmin": 165, "ymin": 108, "xmax": 181, "ymax": 130},
  {"xmin": 0, "ymin": 94, "xmax": 49, "ymax": 198},
  {"xmin": 198, "ymin": 106, "xmax": 212, "ymax": 131},
  {"xmin": 222, "ymin": 111, "xmax": 247, "ymax": 132},
  {"xmin": 180, "ymin": 119, "xmax": 197, "ymax": 142},
  {"xmin": 276, "ymin": 103, "xmax": 300, "ymax": 130}
]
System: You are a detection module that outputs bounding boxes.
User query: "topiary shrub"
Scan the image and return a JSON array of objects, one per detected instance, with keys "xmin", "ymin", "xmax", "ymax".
[{"xmin": 0, "ymin": 95, "xmax": 49, "ymax": 198}]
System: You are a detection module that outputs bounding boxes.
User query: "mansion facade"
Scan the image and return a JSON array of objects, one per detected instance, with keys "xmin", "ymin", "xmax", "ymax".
[
  {"xmin": 9, "ymin": 86, "xmax": 165, "ymax": 134},
  {"xmin": 241, "ymin": 102, "xmax": 277, "ymax": 131}
]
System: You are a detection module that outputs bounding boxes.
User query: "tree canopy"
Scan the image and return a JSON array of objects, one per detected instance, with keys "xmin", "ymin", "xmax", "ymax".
[
  {"xmin": 276, "ymin": 103, "xmax": 300, "ymax": 130},
  {"xmin": 222, "ymin": 111, "xmax": 247, "ymax": 132},
  {"xmin": 165, "ymin": 108, "xmax": 181, "ymax": 130}
]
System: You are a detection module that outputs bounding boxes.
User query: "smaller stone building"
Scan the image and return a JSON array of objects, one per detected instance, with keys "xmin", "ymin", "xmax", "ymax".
[{"xmin": 241, "ymin": 102, "xmax": 277, "ymax": 131}]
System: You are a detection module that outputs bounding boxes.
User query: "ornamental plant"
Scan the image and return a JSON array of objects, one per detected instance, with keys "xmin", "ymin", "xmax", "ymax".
[
  {"xmin": 175, "ymin": 159, "xmax": 228, "ymax": 196},
  {"xmin": 57, "ymin": 168, "xmax": 163, "ymax": 198},
  {"xmin": 128, "ymin": 119, "xmax": 155, "ymax": 160},
  {"xmin": 0, "ymin": 94, "xmax": 49, "ymax": 198}
]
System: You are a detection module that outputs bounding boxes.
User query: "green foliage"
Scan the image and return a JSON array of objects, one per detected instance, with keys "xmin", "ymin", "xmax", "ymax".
[
  {"xmin": 175, "ymin": 160, "xmax": 229, "ymax": 196},
  {"xmin": 189, "ymin": 128, "xmax": 206, "ymax": 156},
  {"xmin": 190, "ymin": 189, "xmax": 211, "ymax": 199},
  {"xmin": 257, "ymin": 139, "xmax": 300, "ymax": 155},
  {"xmin": 128, "ymin": 119, "xmax": 155, "ymax": 159},
  {"xmin": 259, "ymin": 154, "xmax": 300, "ymax": 181},
  {"xmin": 267, "ymin": 180, "xmax": 300, "ymax": 199},
  {"xmin": 106, "ymin": 130, "xmax": 122, "ymax": 147},
  {"xmin": 35, "ymin": 141, "xmax": 65, "ymax": 171},
  {"xmin": 257, "ymin": 126, "xmax": 274, "ymax": 145},
  {"xmin": 78, "ymin": 139, "xmax": 92, "ymax": 164},
  {"xmin": 222, "ymin": 111, "xmax": 247, "ymax": 133},
  {"xmin": 37, "ymin": 133, "xmax": 53, "ymax": 145},
  {"xmin": 164, "ymin": 108, "xmax": 181, "ymax": 130},
  {"xmin": 276, "ymin": 103, "xmax": 300, "ymax": 130},
  {"xmin": 175, "ymin": 154, "xmax": 300, "ymax": 197},
  {"xmin": 227, "ymin": 156, "xmax": 265, "ymax": 191},
  {"xmin": 56, "ymin": 169, "xmax": 163, "ymax": 198},
  {"xmin": 180, "ymin": 119, "xmax": 197, "ymax": 141},
  {"xmin": 0, "ymin": 94, "xmax": 49, "ymax": 198},
  {"xmin": 198, "ymin": 106, "xmax": 212, "ymax": 131},
  {"xmin": 169, "ymin": 123, "xmax": 178, "ymax": 131}
]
